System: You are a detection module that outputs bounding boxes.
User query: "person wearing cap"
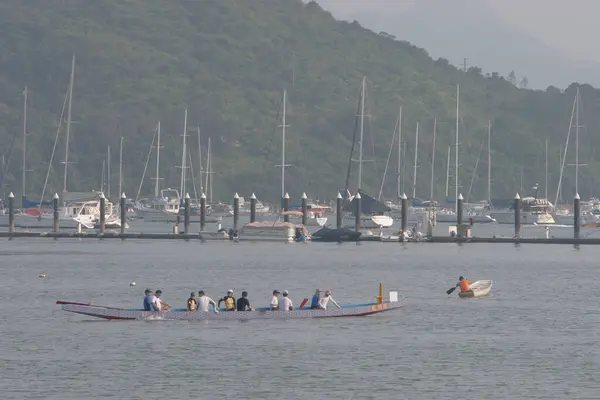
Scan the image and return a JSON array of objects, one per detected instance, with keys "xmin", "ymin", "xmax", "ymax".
[
  {"xmin": 236, "ymin": 291, "xmax": 254, "ymax": 311},
  {"xmin": 152, "ymin": 290, "xmax": 171, "ymax": 312},
  {"xmin": 270, "ymin": 290, "xmax": 281, "ymax": 311},
  {"xmin": 143, "ymin": 289, "xmax": 153, "ymax": 311},
  {"xmin": 318, "ymin": 289, "xmax": 340, "ymax": 310},
  {"xmin": 310, "ymin": 289, "xmax": 321, "ymax": 309},
  {"xmin": 197, "ymin": 290, "xmax": 218, "ymax": 312},
  {"xmin": 281, "ymin": 290, "xmax": 294, "ymax": 311},
  {"xmin": 218, "ymin": 289, "xmax": 237, "ymax": 311},
  {"xmin": 187, "ymin": 292, "xmax": 197, "ymax": 312}
]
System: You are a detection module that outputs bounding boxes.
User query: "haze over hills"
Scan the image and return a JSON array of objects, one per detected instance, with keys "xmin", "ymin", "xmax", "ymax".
[
  {"xmin": 0, "ymin": 0, "xmax": 599, "ymax": 204},
  {"xmin": 316, "ymin": 0, "xmax": 600, "ymax": 89}
]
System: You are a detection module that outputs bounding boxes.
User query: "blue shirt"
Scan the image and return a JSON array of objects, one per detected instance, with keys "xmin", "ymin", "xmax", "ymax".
[
  {"xmin": 143, "ymin": 295, "xmax": 152, "ymax": 311},
  {"xmin": 311, "ymin": 295, "xmax": 320, "ymax": 308}
]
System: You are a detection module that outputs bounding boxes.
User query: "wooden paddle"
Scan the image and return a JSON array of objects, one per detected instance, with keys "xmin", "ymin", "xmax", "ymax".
[
  {"xmin": 299, "ymin": 298, "xmax": 309, "ymax": 309},
  {"xmin": 446, "ymin": 284, "xmax": 459, "ymax": 295}
]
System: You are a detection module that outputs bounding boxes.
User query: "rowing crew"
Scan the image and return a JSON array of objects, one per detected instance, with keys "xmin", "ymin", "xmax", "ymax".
[{"xmin": 142, "ymin": 288, "xmax": 341, "ymax": 312}]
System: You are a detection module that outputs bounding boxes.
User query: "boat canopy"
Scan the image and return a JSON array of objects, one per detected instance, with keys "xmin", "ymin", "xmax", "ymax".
[{"xmin": 343, "ymin": 190, "xmax": 391, "ymax": 213}]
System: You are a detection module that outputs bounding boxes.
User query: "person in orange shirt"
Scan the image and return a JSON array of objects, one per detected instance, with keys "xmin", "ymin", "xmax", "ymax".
[{"xmin": 457, "ymin": 276, "xmax": 473, "ymax": 295}]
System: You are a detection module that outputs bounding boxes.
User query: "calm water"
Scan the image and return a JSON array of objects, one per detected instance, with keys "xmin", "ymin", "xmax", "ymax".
[{"xmin": 1, "ymin": 239, "xmax": 600, "ymax": 399}]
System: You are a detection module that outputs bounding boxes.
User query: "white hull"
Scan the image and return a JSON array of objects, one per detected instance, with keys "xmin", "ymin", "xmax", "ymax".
[
  {"xmin": 459, "ymin": 280, "xmax": 493, "ymax": 298},
  {"xmin": 0, "ymin": 214, "xmax": 86, "ymax": 230},
  {"xmin": 490, "ymin": 211, "xmax": 555, "ymax": 225},
  {"xmin": 345, "ymin": 215, "xmax": 394, "ymax": 229},
  {"xmin": 240, "ymin": 221, "xmax": 299, "ymax": 241}
]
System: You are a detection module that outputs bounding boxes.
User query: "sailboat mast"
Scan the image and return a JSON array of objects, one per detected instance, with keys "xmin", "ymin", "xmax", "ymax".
[
  {"xmin": 155, "ymin": 121, "xmax": 161, "ymax": 197},
  {"xmin": 119, "ymin": 137, "xmax": 123, "ymax": 197},
  {"xmin": 545, "ymin": 139, "xmax": 548, "ymax": 199},
  {"xmin": 358, "ymin": 76, "xmax": 366, "ymax": 191},
  {"xmin": 487, "ymin": 120, "xmax": 491, "ymax": 202},
  {"xmin": 575, "ymin": 86, "xmax": 580, "ymax": 195},
  {"xmin": 280, "ymin": 89, "xmax": 288, "ymax": 198},
  {"xmin": 455, "ymin": 84, "xmax": 460, "ymax": 211},
  {"xmin": 197, "ymin": 126, "xmax": 203, "ymax": 193},
  {"xmin": 63, "ymin": 55, "xmax": 75, "ymax": 195},
  {"xmin": 412, "ymin": 122, "xmax": 419, "ymax": 199},
  {"xmin": 445, "ymin": 146, "xmax": 450, "ymax": 199},
  {"xmin": 107, "ymin": 145, "xmax": 111, "ymax": 198},
  {"xmin": 430, "ymin": 118, "xmax": 437, "ymax": 202},
  {"xmin": 180, "ymin": 109, "xmax": 188, "ymax": 197},
  {"xmin": 206, "ymin": 137, "xmax": 212, "ymax": 203},
  {"xmin": 101, "ymin": 160, "xmax": 105, "ymax": 192},
  {"xmin": 22, "ymin": 86, "xmax": 27, "ymax": 207},
  {"xmin": 397, "ymin": 106, "xmax": 402, "ymax": 199}
]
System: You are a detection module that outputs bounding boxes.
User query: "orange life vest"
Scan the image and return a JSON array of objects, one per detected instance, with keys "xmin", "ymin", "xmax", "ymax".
[
  {"xmin": 459, "ymin": 280, "xmax": 470, "ymax": 292},
  {"xmin": 224, "ymin": 296, "xmax": 235, "ymax": 310}
]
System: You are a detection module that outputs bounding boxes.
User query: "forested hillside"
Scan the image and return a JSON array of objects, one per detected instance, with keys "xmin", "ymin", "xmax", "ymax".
[{"xmin": 0, "ymin": 0, "xmax": 597, "ymax": 204}]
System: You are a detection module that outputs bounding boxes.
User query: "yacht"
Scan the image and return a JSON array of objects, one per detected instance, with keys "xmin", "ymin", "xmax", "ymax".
[
  {"xmin": 136, "ymin": 188, "xmax": 181, "ymax": 222},
  {"xmin": 490, "ymin": 197, "xmax": 555, "ymax": 225}
]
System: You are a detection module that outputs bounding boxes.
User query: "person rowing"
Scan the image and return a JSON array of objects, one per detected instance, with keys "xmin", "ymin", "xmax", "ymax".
[
  {"xmin": 143, "ymin": 289, "xmax": 153, "ymax": 311},
  {"xmin": 270, "ymin": 290, "xmax": 281, "ymax": 310},
  {"xmin": 197, "ymin": 290, "xmax": 218, "ymax": 312},
  {"xmin": 310, "ymin": 289, "xmax": 321, "ymax": 309},
  {"xmin": 218, "ymin": 289, "xmax": 237, "ymax": 311},
  {"xmin": 318, "ymin": 289, "xmax": 341, "ymax": 310},
  {"xmin": 236, "ymin": 291, "xmax": 254, "ymax": 311},
  {"xmin": 187, "ymin": 292, "xmax": 197, "ymax": 312},
  {"xmin": 151, "ymin": 290, "xmax": 171, "ymax": 312},
  {"xmin": 281, "ymin": 290, "xmax": 294, "ymax": 311},
  {"xmin": 447, "ymin": 276, "xmax": 473, "ymax": 295}
]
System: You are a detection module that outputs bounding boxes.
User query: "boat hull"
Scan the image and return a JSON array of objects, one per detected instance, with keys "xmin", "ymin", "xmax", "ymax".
[
  {"xmin": 458, "ymin": 280, "xmax": 493, "ymax": 298},
  {"xmin": 58, "ymin": 301, "xmax": 402, "ymax": 320}
]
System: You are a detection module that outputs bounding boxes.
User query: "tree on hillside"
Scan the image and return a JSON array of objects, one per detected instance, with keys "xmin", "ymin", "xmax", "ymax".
[{"xmin": 508, "ymin": 70, "xmax": 517, "ymax": 86}]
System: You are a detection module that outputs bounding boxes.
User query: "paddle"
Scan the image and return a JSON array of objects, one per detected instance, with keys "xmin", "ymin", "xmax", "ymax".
[
  {"xmin": 446, "ymin": 284, "xmax": 459, "ymax": 295},
  {"xmin": 299, "ymin": 298, "xmax": 309, "ymax": 309}
]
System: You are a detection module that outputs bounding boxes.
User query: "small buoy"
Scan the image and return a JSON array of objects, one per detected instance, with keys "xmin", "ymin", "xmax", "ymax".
[
  {"xmin": 130, "ymin": 281, "xmax": 136, "ymax": 287},
  {"xmin": 39, "ymin": 273, "xmax": 46, "ymax": 278}
]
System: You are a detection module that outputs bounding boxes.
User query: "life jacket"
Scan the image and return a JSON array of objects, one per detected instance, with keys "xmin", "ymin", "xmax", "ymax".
[
  {"xmin": 459, "ymin": 280, "xmax": 470, "ymax": 292},
  {"xmin": 187, "ymin": 298, "xmax": 196, "ymax": 311},
  {"xmin": 225, "ymin": 296, "xmax": 235, "ymax": 310}
]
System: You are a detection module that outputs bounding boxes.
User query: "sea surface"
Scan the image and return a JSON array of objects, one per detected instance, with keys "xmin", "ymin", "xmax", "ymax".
[{"xmin": 1, "ymin": 239, "xmax": 600, "ymax": 399}]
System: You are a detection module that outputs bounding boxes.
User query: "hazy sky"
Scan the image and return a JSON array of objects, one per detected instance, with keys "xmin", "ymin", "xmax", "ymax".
[{"xmin": 319, "ymin": 0, "xmax": 600, "ymax": 63}]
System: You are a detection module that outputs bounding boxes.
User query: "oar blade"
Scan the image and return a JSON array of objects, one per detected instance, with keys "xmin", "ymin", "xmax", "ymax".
[
  {"xmin": 299, "ymin": 298, "xmax": 309, "ymax": 309},
  {"xmin": 446, "ymin": 286, "xmax": 457, "ymax": 295}
]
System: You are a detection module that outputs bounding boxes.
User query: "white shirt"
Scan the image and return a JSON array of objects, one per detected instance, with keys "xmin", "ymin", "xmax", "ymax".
[
  {"xmin": 197, "ymin": 296, "xmax": 217, "ymax": 312},
  {"xmin": 270, "ymin": 295, "xmax": 279, "ymax": 308},
  {"xmin": 151, "ymin": 295, "xmax": 161, "ymax": 311},
  {"xmin": 281, "ymin": 296, "xmax": 293, "ymax": 311},
  {"xmin": 319, "ymin": 295, "xmax": 340, "ymax": 309}
]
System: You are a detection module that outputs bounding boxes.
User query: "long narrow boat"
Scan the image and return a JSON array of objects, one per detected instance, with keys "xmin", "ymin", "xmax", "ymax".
[{"xmin": 56, "ymin": 286, "xmax": 401, "ymax": 321}]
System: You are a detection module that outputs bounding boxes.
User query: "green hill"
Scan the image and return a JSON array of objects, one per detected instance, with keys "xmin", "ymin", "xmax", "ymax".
[{"xmin": 0, "ymin": 0, "xmax": 596, "ymax": 205}]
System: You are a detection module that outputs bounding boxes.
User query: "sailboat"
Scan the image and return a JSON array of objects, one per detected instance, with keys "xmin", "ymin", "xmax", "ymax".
[{"xmin": 343, "ymin": 77, "xmax": 393, "ymax": 229}]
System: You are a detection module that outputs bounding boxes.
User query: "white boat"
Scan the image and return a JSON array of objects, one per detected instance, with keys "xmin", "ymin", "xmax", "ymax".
[
  {"xmin": 458, "ymin": 280, "xmax": 493, "ymax": 298},
  {"xmin": 136, "ymin": 188, "xmax": 181, "ymax": 222},
  {"xmin": 345, "ymin": 214, "xmax": 394, "ymax": 229},
  {"xmin": 240, "ymin": 221, "xmax": 309, "ymax": 242},
  {"xmin": 258, "ymin": 210, "xmax": 327, "ymax": 227},
  {"xmin": 491, "ymin": 197, "xmax": 555, "ymax": 225}
]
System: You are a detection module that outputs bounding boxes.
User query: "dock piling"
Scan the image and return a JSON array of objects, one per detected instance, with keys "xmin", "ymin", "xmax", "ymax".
[
  {"xmin": 283, "ymin": 192, "xmax": 290, "ymax": 223},
  {"xmin": 456, "ymin": 193, "xmax": 464, "ymax": 228},
  {"xmin": 184, "ymin": 193, "xmax": 190, "ymax": 234},
  {"xmin": 120, "ymin": 192, "xmax": 126, "ymax": 236},
  {"xmin": 400, "ymin": 193, "xmax": 408, "ymax": 232},
  {"xmin": 250, "ymin": 193, "xmax": 257, "ymax": 223},
  {"xmin": 574, "ymin": 193, "xmax": 581, "ymax": 239},
  {"xmin": 8, "ymin": 192, "xmax": 14, "ymax": 233},
  {"xmin": 99, "ymin": 192, "xmax": 106, "ymax": 234},
  {"xmin": 354, "ymin": 192, "xmax": 361, "ymax": 232},
  {"xmin": 301, "ymin": 192, "xmax": 308, "ymax": 226},
  {"xmin": 53, "ymin": 193, "xmax": 60, "ymax": 233},
  {"xmin": 200, "ymin": 193, "xmax": 206, "ymax": 232},
  {"xmin": 233, "ymin": 193, "xmax": 240, "ymax": 230},
  {"xmin": 336, "ymin": 192, "xmax": 343, "ymax": 229},
  {"xmin": 514, "ymin": 193, "xmax": 521, "ymax": 238}
]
